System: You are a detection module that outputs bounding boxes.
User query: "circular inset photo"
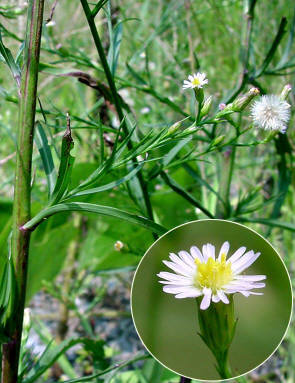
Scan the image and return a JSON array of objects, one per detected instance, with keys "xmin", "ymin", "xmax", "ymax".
[{"xmin": 131, "ymin": 220, "xmax": 293, "ymax": 381}]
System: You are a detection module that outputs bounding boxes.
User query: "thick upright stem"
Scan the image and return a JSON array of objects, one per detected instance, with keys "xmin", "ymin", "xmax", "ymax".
[{"xmin": 1, "ymin": 1, "xmax": 44, "ymax": 382}]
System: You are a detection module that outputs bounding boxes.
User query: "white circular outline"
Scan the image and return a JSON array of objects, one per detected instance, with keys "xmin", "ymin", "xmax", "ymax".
[{"xmin": 130, "ymin": 219, "xmax": 293, "ymax": 382}]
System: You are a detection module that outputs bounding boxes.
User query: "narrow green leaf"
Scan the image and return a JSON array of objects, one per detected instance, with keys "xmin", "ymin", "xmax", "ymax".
[
  {"xmin": 0, "ymin": 31, "xmax": 21, "ymax": 86},
  {"xmin": 236, "ymin": 217, "xmax": 295, "ymax": 232},
  {"xmin": 91, "ymin": 0, "xmax": 108, "ymax": 18},
  {"xmin": 23, "ymin": 337, "xmax": 102, "ymax": 383},
  {"xmin": 34, "ymin": 122, "xmax": 56, "ymax": 196},
  {"xmin": 66, "ymin": 163, "xmax": 143, "ymax": 198},
  {"xmin": 107, "ymin": 19, "xmax": 123, "ymax": 76},
  {"xmin": 23, "ymin": 202, "xmax": 167, "ymax": 235},
  {"xmin": 255, "ymin": 17, "xmax": 288, "ymax": 77},
  {"xmin": 50, "ymin": 118, "xmax": 74, "ymax": 205},
  {"xmin": 277, "ymin": 7, "xmax": 295, "ymax": 68},
  {"xmin": 63, "ymin": 353, "xmax": 149, "ymax": 383},
  {"xmin": 183, "ymin": 163, "xmax": 226, "ymax": 206},
  {"xmin": 126, "ymin": 62, "xmax": 147, "ymax": 85},
  {"xmin": 0, "ymin": 257, "xmax": 16, "ymax": 338},
  {"xmin": 26, "ymin": 318, "xmax": 77, "ymax": 379},
  {"xmin": 160, "ymin": 172, "xmax": 214, "ymax": 218}
]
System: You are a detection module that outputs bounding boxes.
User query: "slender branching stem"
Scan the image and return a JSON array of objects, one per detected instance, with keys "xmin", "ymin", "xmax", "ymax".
[
  {"xmin": 1, "ymin": 1, "xmax": 44, "ymax": 382},
  {"xmin": 79, "ymin": 0, "xmax": 156, "ymax": 238}
]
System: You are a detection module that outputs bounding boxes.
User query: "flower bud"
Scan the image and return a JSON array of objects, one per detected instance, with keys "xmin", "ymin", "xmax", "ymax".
[
  {"xmin": 168, "ymin": 121, "xmax": 181, "ymax": 135},
  {"xmin": 231, "ymin": 88, "xmax": 260, "ymax": 112},
  {"xmin": 200, "ymin": 96, "xmax": 213, "ymax": 117},
  {"xmin": 211, "ymin": 135, "xmax": 225, "ymax": 147},
  {"xmin": 280, "ymin": 84, "xmax": 292, "ymax": 101}
]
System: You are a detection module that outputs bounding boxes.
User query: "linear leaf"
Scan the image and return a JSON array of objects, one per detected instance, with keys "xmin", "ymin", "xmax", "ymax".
[
  {"xmin": 0, "ymin": 31, "xmax": 21, "ymax": 86},
  {"xmin": 66, "ymin": 163, "xmax": 143, "ymax": 198},
  {"xmin": 23, "ymin": 202, "xmax": 167, "ymax": 235},
  {"xmin": 34, "ymin": 122, "xmax": 56, "ymax": 196},
  {"xmin": 91, "ymin": 0, "xmax": 108, "ymax": 18},
  {"xmin": 160, "ymin": 172, "xmax": 214, "ymax": 218},
  {"xmin": 236, "ymin": 217, "xmax": 295, "ymax": 232},
  {"xmin": 255, "ymin": 17, "xmax": 288, "ymax": 77},
  {"xmin": 107, "ymin": 19, "xmax": 123, "ymax": 76},
  {"xmin": 50, "ymin": 120, "xmax": 74, "ymax": 205},
  {"xmin": 23, "ymin": 337, "xmax": 104, "ymax": 383}
]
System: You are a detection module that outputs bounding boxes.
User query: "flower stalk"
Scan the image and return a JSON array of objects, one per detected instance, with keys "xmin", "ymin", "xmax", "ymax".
[{"xmin": 1, "ymin": 1, "xmax": 44, "ymax": 382}]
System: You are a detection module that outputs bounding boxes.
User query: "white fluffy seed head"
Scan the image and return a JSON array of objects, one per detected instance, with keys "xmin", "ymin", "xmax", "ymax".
[{"xmin": 251, "ymin": 95, "xmax": 291, "ymax": 133}]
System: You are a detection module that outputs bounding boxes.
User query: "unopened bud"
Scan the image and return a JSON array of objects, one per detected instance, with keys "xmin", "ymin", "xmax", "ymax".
[
  {"xmin": 231, "ymin": 88, "xmax": 260, "ymax": 112},
  {"xmin": 280, "ymin": 84, "xmax": 292, "ymax": 101},
  {"xmin": 211, "ymin": 135, "xmax": 225, "ymax": 147},
  {"xmin": 200, "ymin": 96, "xmax": 213, "ymax": 117},
  {"xmin": 168, "ymin": 121, "xmax": 181, "ymax": 134}
]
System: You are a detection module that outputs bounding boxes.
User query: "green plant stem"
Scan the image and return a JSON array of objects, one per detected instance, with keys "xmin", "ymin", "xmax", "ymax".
[
  {"xmin": 215, "ymin": 149, "xmax": 232, "ymax": 219},
  {"xmin": 80, "ymin": 0, "xmax": 157, "ymax": 238},
  {"xmin": 1, "ymin": 1, "xmax": 44, "ymax": 382}
]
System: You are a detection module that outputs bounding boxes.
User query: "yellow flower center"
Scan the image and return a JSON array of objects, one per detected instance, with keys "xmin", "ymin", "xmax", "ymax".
[
  {"xmin": 192, "ymin": 78, "xmax": 201, "ymax": 87},
  {"xmin": 194, "ymin": 254, "xmax": 233, "ymax": 293}
]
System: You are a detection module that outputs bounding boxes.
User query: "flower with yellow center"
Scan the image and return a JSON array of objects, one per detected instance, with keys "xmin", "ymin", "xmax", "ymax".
[
  {"xmin": 157, "ymin": 242, "xmax": 266, "ymax": 310},
  {"xmin": 183, "ymin": 72, "xmax": 208, "ymax": 90}
]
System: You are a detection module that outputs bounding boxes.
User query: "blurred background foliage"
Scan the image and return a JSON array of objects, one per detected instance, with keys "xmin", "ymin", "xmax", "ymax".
[{"xmin": 0, "ymin": 0, "xmax": 294, "ymax": 381}]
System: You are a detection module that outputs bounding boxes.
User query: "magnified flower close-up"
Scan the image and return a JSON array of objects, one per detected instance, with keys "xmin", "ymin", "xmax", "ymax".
[{"xmin": 158, "ymin": 242, "xmax": 266, "ymax": 310}]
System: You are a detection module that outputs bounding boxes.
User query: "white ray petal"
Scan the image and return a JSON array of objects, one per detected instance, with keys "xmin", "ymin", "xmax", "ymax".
[
  {"xmin": 162, "ymin": 260, "xmax": 194, "ymax": 277},
  {"xmin": 212, "ymin": 294, "xmax": 220, "ymax": 303},
  {"xmin": 175, "ymin": 291, "xmax": 202, "ymax": 298},
  {"xmin": 163, "ymin": 285, "xmax": 197, "ymax": 294},
  {"xmin": 157, "ymin": 271, "xmax": 192, "ymax": 282},
  {"xmin": 217, "ymin": 290, "xmax": 229, "ymax": 304},
  {"xmin": 233, "ymin": 252, "xmax": 261, "ymax": 274},
  {"xmin": 158, "ymin": 279, "xmax": 193, "ymax": 285},
  {"xmin": 207, "ymin": 244, "xmax": 215, "ymax": 260},
  {"xmin": 218, "ymin": 241, "xmax": 230, "ymax": 261},
  {"xmin": 200, "ymin": 288, "xmax": 212, "ymax": 310},
  {"xmin": 178, "ymin": 250, "xmax": 195, "ymax": 267},
  {"xmin": 234, "ymin": 275, "xmax": 266, "ymax": 282},
  {"xmin": 227, "ymin": 246, "xmax": 246, "ymax": 264},
  {"xmin": 190, "ymin": 246, "xmax": 204, "ymax": 262},
  {"xmin": 240, "ymin": 291, "xmax": 264, "ymax": 297},
  {"xmin": 169, "ymin": 253, "xmax": 195, "ymax": 273},
  {"xmin": 202, "ymin": 245, "xmax": 210, "ymax": 261}
]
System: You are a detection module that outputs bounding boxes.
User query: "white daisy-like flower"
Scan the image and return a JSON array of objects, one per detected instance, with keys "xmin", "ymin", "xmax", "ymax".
[
  {"xmin": 251, "ymin": 95, "xmax": 291, "ymax": 133},
  {"xmin": 183, "ymin": 72, "xmax": 208, "ymax": 90},
  {"xmin": 157, "ymin": 242, "xmax": 266, "ymax": 310}
]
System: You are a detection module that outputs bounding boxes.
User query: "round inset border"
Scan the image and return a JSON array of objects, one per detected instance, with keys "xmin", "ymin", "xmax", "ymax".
[{"xmin": 131, "ymin": 219, "xmax": 293, "ymax": 381}]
